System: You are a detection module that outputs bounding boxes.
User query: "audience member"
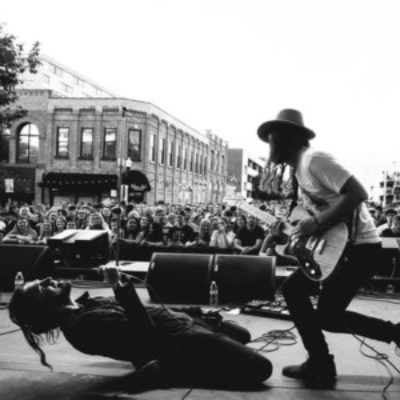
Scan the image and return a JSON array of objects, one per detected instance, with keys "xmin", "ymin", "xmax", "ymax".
[
  {"xmin": 381, "ymin": 215, "xmax": 400, "ymax": 237},
  {"xmin": 75, "ymin": 209, "xmax": 89, "ymax": 229},
  {"xmin": 120, "ymin": 217, "xmax": 142, "ymax": 244},
  {"xmin": 54, "ymin": 216, "xmax": 67, "ymax": 234},
  {"xmin": 36, "ymin": 221, "xmax": 54, "ymax": 244},
  {"xmin": 210, "ymin": 219, "xmax": 235, "ymax": 249},
  {"xmin": 377, "ymin": 208, "xmax": 397, "ymax": 235},
  {"xmin": 186, "ymin": 219, "xmax": 211, "ymax": 248},
  {"xmin": 233, "ymin": 215, "xmax": 264, "ymax": 255},
  {"xmin": 168, "ymin": 214, "xmax": 195, "ymax": 247},
  {"xmin": 141, "ymin": 222, "xmax": 164, "ymax": 247},
  {"xmin": 233, "ymin": 214, "xmax": 246, "ymax": 234},
  {"xmin": 3, "ymin": 218, "xmax": 38, "ymax": 244}
]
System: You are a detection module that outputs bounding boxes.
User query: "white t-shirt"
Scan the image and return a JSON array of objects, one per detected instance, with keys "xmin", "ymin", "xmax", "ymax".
[
  {"xmin": 296, "ymin": 147, "xmax": 380, "ymax": 245},
  {"xmin": 210, "ymin": 230, "xmax": 235, "ymax": 248}
]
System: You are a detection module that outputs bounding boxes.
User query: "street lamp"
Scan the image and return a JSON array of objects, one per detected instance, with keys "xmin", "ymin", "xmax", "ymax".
[
  {"xmin": 118, "ymin": 156, "xmax": 133, "ymax": 202},
  {"xmin": 114, "ymin": 156, "xmax": 132, "ymax": 268}
]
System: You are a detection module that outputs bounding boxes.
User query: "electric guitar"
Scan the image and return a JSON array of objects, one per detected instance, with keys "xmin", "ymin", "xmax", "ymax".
[{"xmin": 238, "ymin": 202, "xmax": 349, "ymax": 281}]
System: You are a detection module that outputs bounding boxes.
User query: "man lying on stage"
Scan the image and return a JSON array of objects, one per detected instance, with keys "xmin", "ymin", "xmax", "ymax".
[{"xmin": 8, "ymin": 266, "xmax": 272, "ymax": 392}]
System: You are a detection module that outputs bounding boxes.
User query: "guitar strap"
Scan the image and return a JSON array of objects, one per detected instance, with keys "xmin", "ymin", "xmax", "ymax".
[
  {"xmin": 348, "ymin": 204, "xmax": 361, "ymax": 245},
  {"xmin": 289, "ymin": 170, "xmax": 299, "ymax": 215}
]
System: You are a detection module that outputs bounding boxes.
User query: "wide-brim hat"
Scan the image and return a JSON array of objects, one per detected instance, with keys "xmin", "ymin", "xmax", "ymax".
[{"xmin": 257, "ymin": 109, "xmax": 316, "ymax": 143}]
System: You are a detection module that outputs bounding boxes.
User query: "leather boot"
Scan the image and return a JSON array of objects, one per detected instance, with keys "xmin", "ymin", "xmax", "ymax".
[{"xmin": 282, "ymin": 354, "xmax": 337, "ymax": 388}]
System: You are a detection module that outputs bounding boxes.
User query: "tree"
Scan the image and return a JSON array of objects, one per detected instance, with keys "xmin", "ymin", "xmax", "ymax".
[{"xmin": 0, "ymin": 23, "xmax": 40, "ymax": 129}]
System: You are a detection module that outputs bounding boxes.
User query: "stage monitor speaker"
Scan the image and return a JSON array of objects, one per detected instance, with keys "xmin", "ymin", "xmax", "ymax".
[
  {"xmin": 0, "ymin": 244, "xmax": 55, "ymax": 291},
  {"xmin": 146, "ymin": 252, "xmax": 214, "ymax": 304},
  {"xmin": 214, "ymin": 255, "xmax": 276, "ymax": 303}
]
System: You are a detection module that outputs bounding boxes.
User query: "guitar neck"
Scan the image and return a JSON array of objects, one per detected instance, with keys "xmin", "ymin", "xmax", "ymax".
[{"xmin": 238, "ymin": 202, "xmax": 293, "ymax": 236}]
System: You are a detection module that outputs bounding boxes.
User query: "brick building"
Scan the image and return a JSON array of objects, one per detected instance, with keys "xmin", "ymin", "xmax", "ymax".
[{"xmin": 0, "ymin": 89, "xmax": 228, "ymax": 205}]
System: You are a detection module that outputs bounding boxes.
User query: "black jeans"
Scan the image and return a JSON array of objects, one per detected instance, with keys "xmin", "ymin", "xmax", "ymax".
[
  {"xmin": 161, "ymin": 319, "xmax": 272, "ymax": 387},
  {"xmin": 282, "ymin": 243, "xmax": 394, "ymax": 359}
]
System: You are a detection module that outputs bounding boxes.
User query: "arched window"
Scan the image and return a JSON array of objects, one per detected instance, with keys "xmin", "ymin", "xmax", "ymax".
[
  {"xmin": 0, "ymin": 128, "xmax": 11, "ymax": 162},
  {"xmin": 17, "ymin": 123, "xmax": 39, "ymax": 163}
]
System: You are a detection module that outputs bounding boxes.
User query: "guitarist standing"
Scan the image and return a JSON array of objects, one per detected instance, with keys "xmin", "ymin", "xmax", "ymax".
[{"xmin": 257, "ymin": 109, "xmax": 399, "ymax": 387}]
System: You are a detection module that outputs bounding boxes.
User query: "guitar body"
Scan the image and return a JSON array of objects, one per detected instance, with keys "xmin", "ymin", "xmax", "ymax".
[
  {"xmin": 238, "ymin": 202, "xmax": 349, "ymax": 282},
  {"xmin": 278, "ymin": 223, "xmax": 348, "ymax": 281},
  {"xmin": 275, "ymin": 206, "xmax": 349, "ymax": 281}
]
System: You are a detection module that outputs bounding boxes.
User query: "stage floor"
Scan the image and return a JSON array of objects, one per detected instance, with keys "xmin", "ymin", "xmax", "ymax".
[{"xmin": 0, "ymin": 285, "xmax": 399, "ymax": 400}]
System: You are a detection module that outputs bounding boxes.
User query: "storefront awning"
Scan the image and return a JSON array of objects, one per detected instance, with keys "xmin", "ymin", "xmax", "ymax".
[
  {"xmin": 121, "ymin": 170, "xmax": 151, "ymax": 192},
  {"xmin": 40, "ymin": 173, "xmax": 118, "ymax": 190}
]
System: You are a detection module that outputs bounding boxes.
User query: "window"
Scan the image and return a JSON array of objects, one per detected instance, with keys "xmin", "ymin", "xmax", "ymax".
[
  {"xmin": 75, "ymin": 77, "xmax": 84, "ymax": 87},
  {"xmin": 183, "ymin": 148, "xmax": 188, "ymax": 170},
  {"xmin": 80, "ymin": 128, "xmax": 93, "ymax": 159},
  {"xmin": 221, "ymin": 155, "xmax": 225, "ymax": 174},
  {"xmin": 56, "ymin": 127, "xmax": 69, "ymax": 158},
  {"xmin": 168, "ymin": 141, "xmax": 173, "ymax": 167},
  {"xmin": 128, "ymin": 129, "xmax": 141, "ymax": 161},
  {"xmin": 103, "ymin": 128, "xmax": 116, "ymax": 159},
  {"xmin": 190, "ymin": 150, "xmax": 194, "ymax": 172},
  {"xmin": 61, "ymin": 83, "xmax": 73, "ymax": 94},
  {"xmin": 176, "ymin": 145, "xmax": 181, "ymax": 169},
  {"xmin": 159, "ymin": 138, "xmax": 166, "ymax": 164},
  {"xmin": 199, "ymin": 154, "xmax": 203, "ymax": 175},
  {"xmin": 0, "ymin": 128, "xmax": 10, "ymax": 162},
  {"xmin": 211, "ymin": 150, "xmax": 215, "ymax": 171},
  {"xmin": 204, "ymin": 156, "xmax": 208, "ymax": 176},
  {"xmin": 195, "ymin": 153, "xmax": 199, "ymax": 174},
  {"xmin": 150, "ymin": 134, "xmax": 156, "ymax": 162},
  {"xmin": 53, "ymin": 65, "xmax": 63, "ymax": 76},
  {"xmin": 216, "ymin": 152, "xmax": 220, "ymax": 173},
  {"xmin": 17, "ymin": 123, "xmax": 39, "ymax": 163}
]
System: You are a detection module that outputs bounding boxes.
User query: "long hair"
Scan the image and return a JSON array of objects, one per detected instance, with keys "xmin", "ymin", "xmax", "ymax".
[
  {"xmin": 269, "ymin": 126, "xmax": 310, "ymax": 164},
  {"xmin": 259, "ymin": 127, "xmax": 307, "ymax": 208},
  {"xmin": 8, "ymin": 287, "xmax": 61, "ymax": 370},
  {"xmin": 124, "ymin": 216, "xmax": 141, "ymax": 239},
  {"xmin": 87, "ymin": 212, "xmax": 108, "ymax": 229},
  {"xmin": 198, "ymin": 218, "xmax": 212, "ymax": 241},
  {"xmin": 38, "ymin": 220, "xmax": 54, "ymax": 241}
]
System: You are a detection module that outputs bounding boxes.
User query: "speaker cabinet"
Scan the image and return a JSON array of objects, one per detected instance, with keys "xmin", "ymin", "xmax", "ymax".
[
  {"xmin": 0, "ymin": 245, "xmax": 55, "ymax": 291},
  {"xmin": 146, "ymin": 253, "xmax": 214, "ymax": 304},
  {"xmin": 214, "ymin": 255, "xmax": 276, "ymax": 303}
]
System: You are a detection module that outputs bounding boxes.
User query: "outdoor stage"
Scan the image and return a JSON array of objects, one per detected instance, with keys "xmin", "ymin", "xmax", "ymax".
[{"xmin": 0, "ymin": 284, "xmax": 399, "ymax": 400}]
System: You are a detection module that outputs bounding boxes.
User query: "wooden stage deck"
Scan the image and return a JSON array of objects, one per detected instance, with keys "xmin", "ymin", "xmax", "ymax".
[{"xmin": 0, "ymin": 283, "xmax": 399, "ymax": 400}]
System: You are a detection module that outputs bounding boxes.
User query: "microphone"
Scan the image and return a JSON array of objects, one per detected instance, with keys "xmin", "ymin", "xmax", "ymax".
[{"xmin": 81, "ymin": 266, "xmax": 143, "ymax": 286}]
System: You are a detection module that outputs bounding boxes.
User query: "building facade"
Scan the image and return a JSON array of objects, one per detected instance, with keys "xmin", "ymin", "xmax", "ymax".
[
  {"xmin": 227, "ymin": 148, "xmax": 265, "ymax": 201},
  {"xmin": 376, "ymin": 171, "xmax": 400, "ymax": 208},
  {"xmin": 17, "ymin": 54, "xmax": 117, "ymax": 98},
  {"xmin": 0, "ymin": 90, "xmax": 228, "ymax": 205}
]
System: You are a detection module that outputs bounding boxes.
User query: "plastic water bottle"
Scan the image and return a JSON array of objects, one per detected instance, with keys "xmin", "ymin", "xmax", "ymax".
[
  {"xmin": 209, "ymin": 281, "xmax": 219, "ymax": 306},
  {"xmin": 14, "ymin": 272, "xmax": 25, "ymax": 290}
]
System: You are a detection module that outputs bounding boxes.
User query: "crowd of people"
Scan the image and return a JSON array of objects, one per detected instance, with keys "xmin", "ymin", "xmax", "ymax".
[{"xmin": 0, "ymin": 199, "xmax": 399, "ymax": 256}]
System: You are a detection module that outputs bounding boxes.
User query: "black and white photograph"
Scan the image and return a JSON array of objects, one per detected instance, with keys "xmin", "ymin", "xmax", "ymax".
[{"xmin": 0, "ymin": 1, "xmax": 400, "ymax": 399}]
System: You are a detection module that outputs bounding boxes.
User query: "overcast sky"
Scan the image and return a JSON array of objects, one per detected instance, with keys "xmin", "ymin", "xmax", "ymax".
[{"xmin": 3, "ymin": 0, "xmax": 400, "ymax": 191}]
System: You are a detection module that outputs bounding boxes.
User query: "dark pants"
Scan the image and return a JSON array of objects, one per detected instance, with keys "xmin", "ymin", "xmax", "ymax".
[
  {"xmin": 161, "ymin": 319, "xmax": 272, "ymax": 387},
  {"xmin": 282, "ymin": 243, "xmax": 394, "ymax": 359}
]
